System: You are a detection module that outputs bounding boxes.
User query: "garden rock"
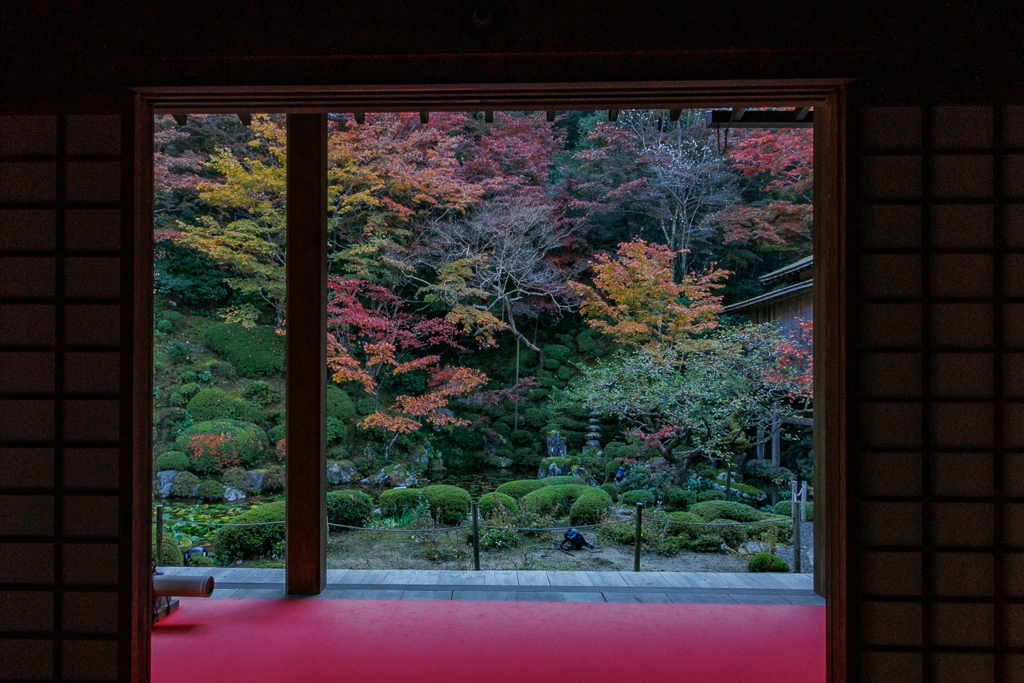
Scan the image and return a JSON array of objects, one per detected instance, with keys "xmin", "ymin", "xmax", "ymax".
[
  {"xmin": 156, "ymin": 471, "xmax": 177, "ymax": 497},
  {"xmin": 223, "ymin": 486, "xmax": 246, "ymax": 502},
  {"xmin": 571, "ymin": 466, "xmax": 599, "ymax": 487},
  {"xmin": 247, "ymin": 470, "xmax": 263, "ymax": 491},
  {"xmin": 371, "ymin": 464, "xmax": 419, "ymax": 488},
  {"xmin": 326, "ymin": 461, "xmax": 358, "ymax": 484}
]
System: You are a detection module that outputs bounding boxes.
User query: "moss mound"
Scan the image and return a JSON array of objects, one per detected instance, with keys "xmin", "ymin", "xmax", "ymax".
[
  {"xmin": 422, "ymin": 485, "xmax": 472, "ymax": 526},
  {"xmin": 222, "ymin": 468, "xmax": 253, "ymax": 492},
  {"xmin": 174, "ymin": 419, "xmax": 271, "ymax": 474},
  {"xmin": 378, "ymin": 488, "xmax": 425, "ymax": 518},
  {"xmin": 479, "ymin": 492, "xmax": 518, "ymax": 519},
  {"xmin": 599, "ymin": 482, "xmax": 618, "ymax": 502},
  {"xmin": 202, "ymin": 323, "xmax": 285, "ymax": 378},
  {"xmin": 326, "ymin": 490, "xmax": 373, "ymax": 528},
  {"xmin": 496, "ymin": 479, "xmax": 546, "ymax": 500},
  {"xmin": 185, "ymin": 388, "xmax": 261, "ymax": 423},
  {"xmin": 541, "ymin": 475, "xmax": 589, "ymax": 487},
  {"xmin": 214, "ymin": 502, "xmax": 285, "ymax": 565},
  {"xmin": 689, "ymin": 500, "xmax": 770, "ymax": 522},
  {"xmin": 156, "ymin": 451, "xmax": 189, "ymax": 472},
  {"xmin": 168, "ymin": 471, "xmax": 199, "ymax": 498},
  {"xmin": 569, "ymin": 487, "xmax": 613, "ymax": 525},
  {"xmin": 196, "ymin": 480, "xmax": 225, "ymax": 500},
  {"xmin": 619, "ymin": 490, "xmax": 655, "ymax": 507},
  {"xmin": 772, "ymin": 501, "xmax": 814, "ymax": 521},
  {"xmin": 521, "ymin": 484, "xmax": 589, "ymax": 517},
  {"xmin": 748, "ymin": 552, "xmax": 789, "ymax": 572}
]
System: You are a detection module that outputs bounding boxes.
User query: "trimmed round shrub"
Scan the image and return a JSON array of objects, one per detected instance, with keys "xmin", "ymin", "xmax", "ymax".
[
  {"xmin": 599, "ymin": 482, "xmax": 618, "ymax": 502},
  {"xmin": 664, "ymin": 487, "xmax": 696, "ymax": 510},
  {"xmin": 202, "ymin": 323, "xmax": 285, "ymax": 378},
  {"xmin": 196, "ymin": 480, "xmax": 225, "ymax": 500},
  {"xmin": 688, "ymin": 534, "xmax": 725, "ymax": 552},
  {"xmin": 156, "ymin": 319, "xmax": 173, "ymax": 333},
  {"xmin": 244, "ymin": 381, "xmax": 282, "ymax": 405},
  {"xmin": 748, "ymin": 552, "xmax": 790, "ymax": 572},
  {"xmin": 174, "ymin": 419, "xmax": 271, "ymax": 474},
  {"xmin": 187, "ymin": 554, "xmax": 215, "ymax": 567},
  {"xmin": 689, "ymin": 500, "xmax": 770, "ymax": 523},
  {"xmin": 326, "ymin": 490, "xmax": 373, "ymax": 528},
  {"xmin": 153, "ymin": 536, "xmax": 184, "ymax": 567},
  {"xmin": 421, "ymin": 485, "xmax": 472, "ymax": 526},
  {"xmin": 156, "ymin": 451, "xmax": 189, "ymax": 472},
  {"xmin": 603, "ymin": 442, "xmax": 638, "ymax": 461},
  {"xmin": 222, "ymin": 468, "xmax": 252, "ymax": 492},
  {"xmin": 542, "ymin": 344, "xmax": 571, "ymax": 363},
  {"xmin": 214, "ymin": 502, "xmax": 285, "ymax": 565},
  {"xmin": 706, "ymin": 518, "xmax": 750, "ymax": 549},
  {"xmin": 168, "ymin": 471, "xmax": 199, "ymax": 498},
  {"xmin": 569, "ymin": 487, "xmax": 613, "ymax": 525},
  {"xmin": 521, "ymin": 484, "xmax": 589, "ymax": 517},
  {"xmin": 259, "ymin": 465, "xmax": 285, "ymax": 493},
  {"xmin": 541, "ymin": 475, "xmax": 588, "ymax": 487},
  {"xmin": 161, "ymin": 310, "xmax": 183, "ymax": 323},
  {"xmin": 557, "ymin": 366, "xmax": 572, "ymax": 380},
  {"xmin": 208, "ymin": 360, "xmax": 235, "ymax": 379},
  {"xmin": 327, "ymin": 386, "xmax": 355, "ymax": 420},
  {"xmin": 267, "ymin": 424, "xmax": 286, "ymax": 442},
  {"xmin": 511, "ymin": 429, "xmax": 534, "ymax": 446},
  {"xmin": 178, "ymin": 369, "xmax": 198, "ymax": 383},
  {"xmin": 378, "ymin": 488, "xmax": 425, "ymax": 518},
  {"xmin": 523, "ymin": 408, "xmax": 547, "ymax": 429},
  {"xmin": 186, "ymin": 388, "xmax": 261, "ymax": 423},
  {"xmin": 619, "ymin": 490, "xmax": 655, "ymax": 508},
  {"xmin": 695, "ymin": 490, "xmax": 726, "ymax": 503},
  {"xmin": 496, "ymin": 479, "xmax": 546, "ymax": 500},
  {"xmin": 479, "ymin": 492, "xmax": 518, "ymax": 519},
  {"xmin": 772, "ymin": 501, "xmax": 814, "ymax": 521}
]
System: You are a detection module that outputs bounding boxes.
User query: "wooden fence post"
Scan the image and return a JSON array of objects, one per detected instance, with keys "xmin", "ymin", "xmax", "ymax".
[
  {"xmin": 634, "ymin": 503, "xmax": 643, "ymax": 572},
  {"xmin": 791, "ymin": 479, "xmax": 801, "ymax": 573},
  {"xmin": 472, "ymin": 502, "xmax": 480, "ymax": 571},
  {"xmin": 155, "ymin": 504, "xmax": 163, "ymax": 569}
]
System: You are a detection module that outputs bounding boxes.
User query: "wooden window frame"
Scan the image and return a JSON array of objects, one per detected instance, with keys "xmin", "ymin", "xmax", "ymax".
[{"xmin": 132, "ymin": 80, "xmax": 850, "ymax": 682}]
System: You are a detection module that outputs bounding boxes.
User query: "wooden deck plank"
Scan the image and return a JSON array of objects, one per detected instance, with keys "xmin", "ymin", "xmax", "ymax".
[
  {"xmin": 342, "ymin": 570, "xmax": 393, "ymax": 585},
  {"xmin": 764, "ymin": 572, "xmax": 814, "ymax": 589},
  {"xmin": 668, "ymin": 593, "xmax": 738, "ymax": 604},
  {"xmin": 563, "ymin": 592, "xmax": 607, "ymax": 602},
  {"xmin": 436, "ymin": 570, "xmax": 486, "ymax": 586},
  {"xmin": 733, "ymin": 573, "xmax": 787, "ymax": 590},
  {"xmin": 484, "ymin": 570, "xmax": 519, "ymax": 586},
  {"xmin": 516, "ymin": 571, "xmax": 551, "ymax": 586},
  {"xmin": 383, "ymin": 569, "xmax": 440, "ymax": 585},
  {"xmin": 603, "ymin": 593, "xmax": 641, "ymax": 602},
  {"xmin": 585, "ymin": 571, "xmax": 628, "ymax": 587},
  {"xmin": 326, "ymin": 569, "xmax": 349, "ymax": 584},
  {"xmin": 335, "ymin": 589, "xmax": 403, "ymax": 600},
  {"xmin": 401, "ymin": 590, "xmax": 453, "ymax": 600},
  {"xmin": 784, "ymin": 594, "xmax": 826, "ymax": 606},
  {"xmin": 636, "ymin": 593, "xmax": 673, "ymax": 603},
  {"xmin": 729, "ymin": 593, "xmax": 792, "ymax": 605},
  {"xmin": 516, "ymin": 591, "xmax": 566, "ymax": 601},
  {"xmin": 209, "ymin": 588, "xmax": 238, "ymax": 598},
  {"xmin": 452, "ymin": 590, "xmax": 516, "ymax": 601},
  {"xmin": 659, "ymin": 572, "xmax": 711, "ymax": 588},
  {"xmin": 230, "ymin": 588, "xmax": 286, "ymax": 599},
  {"xmin": 696, "ymin": 572, "xmax": 748, "ymax": 589},
  {"xmin": 620, "ymin": 572, "xmax": 671, "ymax": 588},
  {"xmin": 545, "ymin": 571, "xmax": 594, "ymax": 587}
]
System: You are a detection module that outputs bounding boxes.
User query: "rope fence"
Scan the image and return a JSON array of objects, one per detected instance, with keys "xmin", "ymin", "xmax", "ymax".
[{"xmin": 155, "ymin": 495, "xmax": 809, "ymax": 573}]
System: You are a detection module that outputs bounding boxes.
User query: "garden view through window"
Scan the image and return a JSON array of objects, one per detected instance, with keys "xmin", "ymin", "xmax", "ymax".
[{"xmin": 151, "ymin": 109, "xmax": 815, "ymax": 578}]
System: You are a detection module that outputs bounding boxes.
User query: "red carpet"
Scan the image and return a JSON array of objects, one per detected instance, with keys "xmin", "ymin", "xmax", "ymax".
[{"xmin": 152, "ymin": 598, "xmax": 824, "ymax": 683}]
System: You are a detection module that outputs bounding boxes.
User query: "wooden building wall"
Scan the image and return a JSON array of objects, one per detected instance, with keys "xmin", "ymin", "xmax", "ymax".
[
  {"xmin": 2, "ymin": 3, "xmax": 1024, "ymax": 681},
  {"xmin": 749, "ymin": 289, "xmax": 815, "ymax": 341}
]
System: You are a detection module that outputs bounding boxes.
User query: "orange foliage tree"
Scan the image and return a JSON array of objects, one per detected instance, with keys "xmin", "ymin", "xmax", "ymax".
[
  {"xmin": 570, "ymin": 238, "xmax": 729, "ymax": 349},
  {"xmin": 326, "ymin": 276, "xmax": 487, "ymax": 457}
]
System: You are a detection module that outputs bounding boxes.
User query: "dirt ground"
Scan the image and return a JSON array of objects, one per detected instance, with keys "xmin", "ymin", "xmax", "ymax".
[{"xmin": 325, "ymin": 529, "xmax": 750, "ymax": 573}]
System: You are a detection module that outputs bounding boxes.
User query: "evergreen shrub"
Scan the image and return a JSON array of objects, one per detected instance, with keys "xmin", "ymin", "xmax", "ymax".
[
  {"xmin": 186, "ymin": 388, "xmax": 261, "ymax": 423},
  {"xmin": 327, "ymin": 386, "xmax": 355, "ymax": 420},
  {"xmin": 168, "ymin": 472, "xmax": 199, "ymax": 498},
  {"xmin": 174, "ymin": 419, "xmax": 271, "ymax": 473},
  {"xmin": 421, "ymin": 485, "xmax": 472, "ymax": 526},
  {"xmin": 326, "ymin": 490, "xmax": 373, "ymax": 527},
  {"xmin": 696, "ymin": 490, "xmax": 726, "ymax": 502},
  {"xmin": 495, "ymin": 479, "xmax": 546, "ymax": 500},
  {"xmin": 600, "ymin": 482, "xmax": 618, "ymax": 502},
  {"xmin": 378, "ymin": 488, "xmax": 425, "ymax": 518},
  {"xmin": 214, "ymin": 502, "xmax": 285, "ymax": 565},
  {"xmin": 521, "ymin": 484, "xmax": 589, "ymax": 517},
  {"xmin": 540, "ymin": 475, "xmax": 587, "ymax": 487},
  {"xmin": 478, "ymin": 492, "xmax": 518, "ymax": 519},
  {"xmin": 156, "ymin": 319, "xmax": 173, "ymax": 333},
  {"xmin": 243, "ymin": 381, "xmax": 282, "ymax": 405},
  {"xmin": 748, "ymin": 552, "xmax": 789, "ymax": 572},
  {"xmin": 187, "ymin": 554, "xmax": 215, "ymax": 567},
  {"xmin": 619, "ymin": 490, "xmax": 655, "ymax": 507},
  {"xmin": 258, "ymin": 465, "xmax": 285, "ymax": 493},
  {"xmin": 542, "ymin": 344, "xmax": 570, "ymax": 362},
  {"xmin": 689, "ymin": 501, "xmax": 770, "ymax": 523},
  {"xmin": 569, "ymin": 487, "xmax": 613, "ymax": 525},
  {"xmin": 222, "ymin": 468, "xmax": 252, "ymax": 492},
  {"xmin": 152, "ymin": 536, "xmax": 183, "ymax": 567},
  {"xmin": 772, "ymin": 501, "xmax": 814, "ymax": 521},
  {"xmin": 267, "ymin": 425, "xmax": 286, "ymax": 442},
  {"xmin": 202, "ymin": 323, "xmax": 285, "ymax": 378},
  {"xmin": 156, "ymin": 451, "xmax": 189, "ymax": 472},
  {"xmin": 196, "ymin": 480, "xmax": 225, "ymax": 500},
  {"xmin": 664, "ymin": 487, "xmax": 697, "ymax": 510}
]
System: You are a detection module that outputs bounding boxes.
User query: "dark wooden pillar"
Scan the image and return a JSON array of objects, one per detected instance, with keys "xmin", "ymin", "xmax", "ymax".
[{"xmin": 285, "ymin": 113, "xmax": 328, "ymax": 595}]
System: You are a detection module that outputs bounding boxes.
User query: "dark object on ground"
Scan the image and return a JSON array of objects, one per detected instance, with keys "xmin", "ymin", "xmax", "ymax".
[{"xmin": 560, "ymin": 528, "xmax": 593, "ymax": 552}]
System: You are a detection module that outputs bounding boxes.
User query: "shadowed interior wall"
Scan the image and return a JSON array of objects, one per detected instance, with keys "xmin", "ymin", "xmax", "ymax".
[{"xmin": 2, "ymin": 3, "xmax": 1024, "ymax": 680}]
